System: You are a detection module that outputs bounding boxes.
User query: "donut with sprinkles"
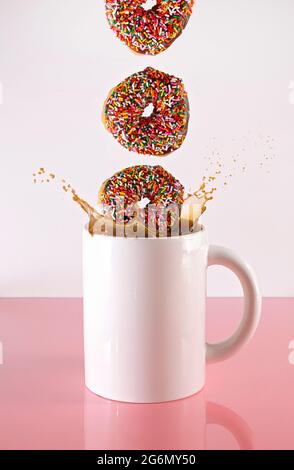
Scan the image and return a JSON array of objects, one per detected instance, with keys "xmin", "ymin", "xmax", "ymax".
[
  {"xmin": 102, "ymin": 67, "xmax": 190, "ymax": 156},
  {"xmin": 98, "ymin": 165, "xmax": 185, "ymax": 229},
  {"xmin": 105, "ymin": 0, "xmax": 195, "ymax": 55}
]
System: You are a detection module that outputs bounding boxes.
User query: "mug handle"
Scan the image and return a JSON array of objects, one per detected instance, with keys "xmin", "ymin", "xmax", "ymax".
[{"xmin": 206, "ymin": 245, "xmax": 261, "ymax": 363}]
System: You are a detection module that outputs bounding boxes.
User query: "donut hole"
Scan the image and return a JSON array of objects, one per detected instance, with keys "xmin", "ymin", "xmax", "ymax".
[
  {"xmin": 141, "ymin": 0, "xmax": 157, "ymax": 11},
  {"xmin": 142, "ymin": 103, "xmax": 155, "ymax": 118}
]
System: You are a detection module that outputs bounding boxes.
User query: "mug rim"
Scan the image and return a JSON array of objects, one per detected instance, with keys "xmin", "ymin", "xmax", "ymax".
[{"xmin": 84, "ymin": 223, "xmax": 205, "ymax": 241}]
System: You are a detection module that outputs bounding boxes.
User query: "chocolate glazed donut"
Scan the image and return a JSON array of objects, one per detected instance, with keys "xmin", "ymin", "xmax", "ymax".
[
  {"xmin": 102, "ymin": 67, "xmax": 190, "ymax": 156},
  {"xmin": 98, "ymin": 165, "xmax": 185, "ymax": 230},
  {"xmin": 105, "ymin": 0, "xmax": 195, "ymax": 55}
]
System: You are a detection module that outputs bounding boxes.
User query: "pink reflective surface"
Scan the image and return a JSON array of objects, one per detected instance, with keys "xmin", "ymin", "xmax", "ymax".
[{"xmin": 0, "ymin": 298, "xmax": 293, "ymax": 450}]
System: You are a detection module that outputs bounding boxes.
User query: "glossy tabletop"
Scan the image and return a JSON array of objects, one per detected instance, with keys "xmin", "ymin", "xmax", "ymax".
[{"xmin": 0, "ymin": 298, "xmax": 293, "ymax": 450}]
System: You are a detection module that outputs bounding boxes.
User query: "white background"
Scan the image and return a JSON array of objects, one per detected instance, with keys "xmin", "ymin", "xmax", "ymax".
[{"xmin": 0, "ymin": 0, "xmax": 293, "ymax": 297}]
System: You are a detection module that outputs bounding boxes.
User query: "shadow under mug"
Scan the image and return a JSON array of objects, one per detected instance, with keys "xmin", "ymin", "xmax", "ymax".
[
  {"xmin": 83, "ymin": 226, "xmax": 261, "ymax": 403},
  {"xmin": 84, "ymin": 390, "xmax": 253, "ymax": 450}
]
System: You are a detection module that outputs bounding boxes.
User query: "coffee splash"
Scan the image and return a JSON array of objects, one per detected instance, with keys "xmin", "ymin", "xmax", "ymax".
[
  {"xmin": 33, "ymin": 168, "xmax": 217, "ymax": 237},
  {"xmin": 203, "ymin": 133, "xmax": 276, "ymax": 185},
  {"xmin": 33, "ymin": 168, "xmax": 105, "ymax": 235},
  {"xmin": 33, "ymin": 134, "xmax": 275, "ymax": 237}
]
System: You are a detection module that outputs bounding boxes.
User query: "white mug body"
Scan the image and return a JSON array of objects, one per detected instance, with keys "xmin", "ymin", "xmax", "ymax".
[{"xmin": 83, "ymin": 227, "xmax": 261, "ymax": 403}]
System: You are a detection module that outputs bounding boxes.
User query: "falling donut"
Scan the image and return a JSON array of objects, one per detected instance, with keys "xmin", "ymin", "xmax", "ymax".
[
  {"xmin": 102, "ymin": 67, "xmax": 190, "ymax": 156},
  {"xmin": 105, "ymin": 0, "xmax": 195, "ymax": 55},
  {"xmin": 98, "ymin": 165, "xmax": 185, "ymax": 230}
]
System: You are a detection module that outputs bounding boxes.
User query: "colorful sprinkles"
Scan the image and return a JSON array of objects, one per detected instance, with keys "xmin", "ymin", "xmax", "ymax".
[
  {"xmin": 103, "ymin": 67, "xmax": 190, "ymax": 156},
  {"xmin": 105, "ymin": 0, "xmax": 195, "ymax": 55},
  {"xmin": 98, "ymin": 165, "xmax": 185, "ymax": 229}
]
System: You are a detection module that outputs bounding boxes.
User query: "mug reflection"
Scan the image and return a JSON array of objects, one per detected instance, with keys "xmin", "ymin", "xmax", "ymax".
[{"xmin": 83, "ymin": 390, "xmax": 253, "ymax": 450}]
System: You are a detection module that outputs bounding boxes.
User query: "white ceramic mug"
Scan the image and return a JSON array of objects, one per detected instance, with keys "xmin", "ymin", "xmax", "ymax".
[{"xmin": 83, "ymin": 226, "xmax": 261, "ymax": 403}]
